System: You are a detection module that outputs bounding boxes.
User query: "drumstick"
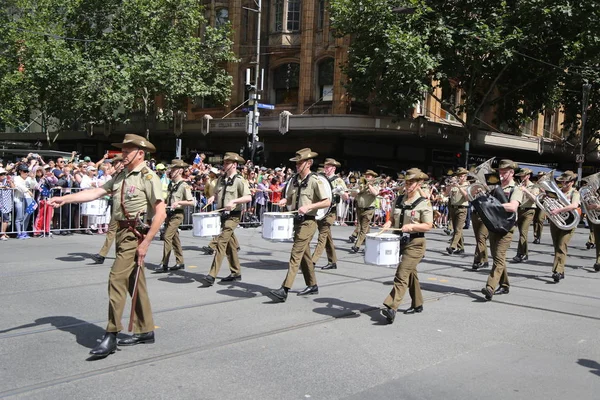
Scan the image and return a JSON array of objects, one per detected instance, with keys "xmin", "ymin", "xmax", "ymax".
[
  {"xmin": 201, "ymin": 204, "xmax": 210, "ymax": 210},
  {"xmin": 376, "ymin": 227, "xmax": 404, "ymax": 236}
]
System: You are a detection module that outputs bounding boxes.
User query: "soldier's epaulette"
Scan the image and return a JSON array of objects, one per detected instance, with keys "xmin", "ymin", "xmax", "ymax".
[{"xmin": 141, "ymin": 167, "xmax": 153, "ymax": 180}]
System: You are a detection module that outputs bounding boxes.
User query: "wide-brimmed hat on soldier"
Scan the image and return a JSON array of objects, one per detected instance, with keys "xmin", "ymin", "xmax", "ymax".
[
  {"xmin": 112, "ymin": 134, "xmax": 156, "ymax": 153},
  {"xmin": 364, "ymin": 169, "xmax": 378, "ymax": 177},
  {"xmin": 223, "ymin": 152, "xmax": 245, "ymax": 164},
  {"xmin": 171, "ymin": 159, "xmax": 189, "ymax": 168},
  {"xmin": 516, "ymin": 168, "xmax": 533, "ymax": 177},
  {"xmin": 404, "ymin": 168, "xmax": 428, "ymax": 181},
  {"xmin": 556, "ymin": 170, "xmax": 577, "ymax": 182},
  {"xmin": 323, "ymin": 158, "xmax": 341, "ymax": 167},
  {"xmin": 111, "ymin": 154, "xmax": 123, "ymax": 162},
  {"xmin": 498, "ymin": 159, "xmax": 518, "ymax": 170},
  {"xmin": 454, "ymin": 167, "xmax": 469, "ymax": 176},
  {"xmin": 289, "ymin": 148, "xmax": 318, "ymax": 162}
]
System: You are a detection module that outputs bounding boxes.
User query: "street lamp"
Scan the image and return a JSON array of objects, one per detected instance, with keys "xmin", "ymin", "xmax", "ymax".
[{"xmin": 577, "ymin": 83, "xmax": 593, "ymax": 183}]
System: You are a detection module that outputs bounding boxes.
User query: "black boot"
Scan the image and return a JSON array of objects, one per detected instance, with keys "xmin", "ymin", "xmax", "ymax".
[
  {"xmin": 117, "ymin": 331, "xmax": 155, "ymax": 346},
  {"xmin": 89, "ymin": 332, "xmax": 117, "ymax": 358},
  {"xmin": 91, "ymin": 254, "xmax": 105, "ymax": 264},
  {"xmin": 269, "ymin": 287, "xmax": 288, "ymax": 302},
  {"xmin": 297, "ymin": 285, "xmax": 319, "ymax": 296},
  {"xmin": 321, "ymin": 262, "xmax": 337, "ymax": 270}
]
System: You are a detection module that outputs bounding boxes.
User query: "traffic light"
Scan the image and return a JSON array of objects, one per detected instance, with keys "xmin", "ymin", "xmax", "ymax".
[
  {"xmin": 252, "ymin": 141, "xmax": 265, "ymax": 165},
  {"xmin": 455, "ymin": 152, "xmax": 463, "ymax": 167}
]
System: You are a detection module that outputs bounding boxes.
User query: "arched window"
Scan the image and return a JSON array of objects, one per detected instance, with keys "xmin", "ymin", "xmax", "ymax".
[
  {"xmin": 317, "ymin": 58, "xmax": 334, "ymax": 101},
  {"xmin": 273, "ymin": 63, "xmax": 300, "ymax": 104}
]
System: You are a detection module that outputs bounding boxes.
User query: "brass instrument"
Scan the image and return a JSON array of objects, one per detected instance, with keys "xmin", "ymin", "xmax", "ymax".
[
  {"xmin": 466, "ymin": 157, "xmax": 496, "ymax": 201},
  {"xmin": 579, "ymin": 172, "xmax": 600, "ymax": 224},
  {"xmin": 535, "ymin": 171, "xmax": 580, "ymax": 230},
  {"xmin": 444, "ymin": 176, "xmax": 458, "ymax": 186}
]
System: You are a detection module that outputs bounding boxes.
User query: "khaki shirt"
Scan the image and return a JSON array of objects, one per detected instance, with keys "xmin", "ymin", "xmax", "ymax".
[
  {"xmin": 502, "ymin": 179, "xmax": 524, "ymax": 205},
  {"xmin": 564, "ymin": 187, "xmax": 580, "ymax": 205},
  {"xmin": 215, "ymin": 174, "xmax": 251, "ymax": 212},
  {"xmin": 519, "ymin": 181, "xmax": 539, "ymax": 209},
  {"xmin": 356, "ymin": 181, "xmax": 378, "ymax": 208},
  {"xmin": 392, "ymin": 195, "xmax": 434, "ymax": 229},
  {"xmin": 330, "ymin": 176, "xmax": 347, "ymax": 192},
  {"xmin": 285, "ymin": 173, "xmax": 328, "ymax": 217},
  {"xmin": 205, "ymin": 178, "xmax": 217, "ymax": 198},
  {"xmin": 167, "ymin": 179, "xmax": 193, "ymax": 206},
  {"xmin": 102, "ymin": 162, "xmax": 163, "ymax": 220},
  {"xmin": 450, "ymin": 181, "xmax": 469, "ymax": 206}
]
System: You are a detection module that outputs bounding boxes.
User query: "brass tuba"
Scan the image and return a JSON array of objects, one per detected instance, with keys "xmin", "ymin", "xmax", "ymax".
[
  {"xmin": 535, "ymin": 171, "xmax": 580, "ymax": 230},
  {"xmin": 580, "ymin": 172, "xmax": 600, "ymax": 224},
  {"xmin": 466, "ymin": 157, "xmax": 496, "ymax": 201}
]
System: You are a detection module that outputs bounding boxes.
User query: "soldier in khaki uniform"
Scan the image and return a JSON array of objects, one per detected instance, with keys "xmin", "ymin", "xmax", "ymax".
[
  {"xmin": 269, "ymin": 148, "xmax": 331, "ymax": 302},
  {"xmin": 312, "ymin": 158, "xmax": 348, "ymax": 270},
  {"xmin": 350, "ymin": 170, "xmax": 380, "ymax": 253},
  {"xmin": 471, "ymin": 208, "xmax": 489, "ymax": 270},
  {"xmin": 202, "ymin": 153, "xmax": 251, "ymax": 285},
  {"xmin": 445, "ymin": 167, "xmax": 470, "ymax": 255},
  {"xmin": 512, "ymin": 168, "xmax": 539, "ymax": 263},
  {"xmin": 49, "ymin": 134, "xmax": 166, "ymax": 357},
  {"xmin": 381, "ymin": 168, "xmax": 433, "ymax": 324},
  {"xmin": 532, "ymin": 172, "xmax": 546, "ymax": 244},
  {"xmin": 481, "ymin": 160, "xmax": 523, "ymax": 301},
  {"xmin": 548, "ymin": 171, "xmax": 580, "ymax": 283},
  {"xmin": 92, "ymin": 154, "xmax": 124, "ymax": 264},
  {"xmin": 158, "ymin": 159, "xmax": 195, "ymax": 272}
]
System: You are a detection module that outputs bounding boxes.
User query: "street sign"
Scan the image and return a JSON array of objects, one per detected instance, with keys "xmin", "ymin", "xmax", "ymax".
[
  {"xmin": 257, "ymin": 103, "xmax": 275, "ymax": 110},
  {"xmin": 576, "ymin": 154, "xmax": 585, "ymax": 163}
]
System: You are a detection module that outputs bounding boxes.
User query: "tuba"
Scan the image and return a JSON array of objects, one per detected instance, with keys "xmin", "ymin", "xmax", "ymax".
[
  {"xmin": 580, "ymin": 172, "xmax": 600, "ymax": 224},
  {"xmin": 466, "ymin": 157, "xmax": 496, "ymax": 201},
  {"xmin": 535, "ymin": 171, "xmax": 580, "ymax": 230}
]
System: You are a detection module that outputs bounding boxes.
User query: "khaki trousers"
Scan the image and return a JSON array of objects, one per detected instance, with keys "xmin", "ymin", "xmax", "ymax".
[
  {"xmin": 312, "ymin": 211, "xmax": 337, "ymax": 264},
  {"xmin": 354, "ymin": 208, "xmax": 375, "ymax": 248},
  {"xmin": 472, "ymin": 212, "xmax": 488, "ymax": 263},
  {"xmin": 485, "ymin": 228, "xmax": 514, "ymax": 290},
  {"xmin": 107, "ymin": 228, "xmax": 154, "ymax": 333},
  {"xmin": 383, "ymin": 237, "xmax": 425, "ymax": 310},
  {"xmin": 98, "ymin": 219, "xmax": 119, "ymax": 258},
  {"xmin": 550, "ymin": 223, "xmax": 575, "ymax": 274},
  {"xmin": 516, "ymin": 208, "xmax": 535, "ymax": 256},
  {"xmin": 162, "ymin": 213, "xmax": 184, "ymax": 265},
  {"xmin": 283, "ymin": 219, "xmax": 318, "ymax": 288},
  {"xmin": 593, "ymin": 223, "xmax": 600, "ymax": 264},
  {"xmin": 449, "ymin": 206, "xmax": 467, "ymax": 250},
  {"xmin": 533, "ymin": 208, "xmax": 546, "ymax": 239},
  {"xmin": 208, "ymin": 216, "xmax": 241, "ymax": 278}
]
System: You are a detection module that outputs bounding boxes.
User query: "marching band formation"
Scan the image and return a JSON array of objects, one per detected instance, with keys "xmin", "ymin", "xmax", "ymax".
[{"xmin": 47, "ymin": 133, "xmax": 599, "ymax": 358}]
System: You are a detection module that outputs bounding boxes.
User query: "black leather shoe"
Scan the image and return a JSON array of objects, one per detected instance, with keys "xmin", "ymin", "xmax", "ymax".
[
  {"xmin": 494, "ymin": 286, "xmax": 510, "ymax": 295},
  {"xmin": 381, "ymin": 307, "xmax": 396, "ymax": 324},
  {"xmin": 89, "ymin": 332, "xmax": 117, "ymax": 357},
  {"xmin": 202, "ymin": 275, "xmax": 215, "ymax": 286},
  {"xmin": 472, "ymin": 262, "xmax": 483, "ymax": 270},
  {"xmin": 170, "ymin": 264, "xmax": 185, "ymax": 271},
  {"xmin": 594, "ymin": 263, "xmax": 600, "ymax": 272},
  {"xmin": 446, "ymin": 247, "xmax": 455, "ymax": 254},
  {"xmin": 91, "ymin": 254, "xmax": 105, "ymax": 264},
  {"xmin": 350, "ymin": 246, "xmax": 359, "ymax": 254},
  {"xmin": 481, "ymin": 261, "xmax": 489, "ymax": 268},
  {"xmin": 269, "ymin": 287, "xmax": 288, "ymax": 302},
  {"xmin": 454, "ymin": 249, "xmax": 465, "ymax": 255},
  {"xmin": 533, "ymin": 238, "xmax": 540, "ymax": 244},
  {"xmin": 321, "ymin": 262, "xmax": 337, "ymax": 270},
  {"xmin": 444, "ymin": 229, "xmax": 452, "ymax": 236},
  {"xmin": 158, "ymin": 263, "xmax": 169, "ymax": 273},
  {"xmin": 404, "ymin": 305, "xmax": 423, "ymax": 314},
  {"xmin": 297, "ymin": 285, "xmax": 319, "ymax": 296},
  {"xmin": 481, "ymin": 287, "xmax": 494, "ymax": 301},
  {"xmin": 586, "ymin": 242, "xmax": 595, "ymax": 249},
  {"xmin": 118, "ymin": 331, "xmax": 155, "ymax": 346},
  {"xmin": 552, "ymin": 272, "xmax": 564, "ymax": 282},
  {"xmin": 348, "ymin": 235, "xmax": 357, "ymax": 243},
  {"xmin": 221, "ymin": 273, "xmax": 242, "ymax": 282},
  {"xmin": 203, "ymin": 248, "xmax": 214, "ymax": 255}
]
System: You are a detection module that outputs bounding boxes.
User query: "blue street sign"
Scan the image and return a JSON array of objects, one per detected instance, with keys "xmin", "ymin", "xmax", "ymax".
[{"xmin": 257, "ymin": 103, "xmax": 275, "ymax": 110}]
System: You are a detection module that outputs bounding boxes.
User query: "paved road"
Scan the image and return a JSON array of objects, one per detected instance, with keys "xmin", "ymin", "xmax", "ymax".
[{"xmin": 1, "ymin": 223, "xmax": 600, "ymax": 399}]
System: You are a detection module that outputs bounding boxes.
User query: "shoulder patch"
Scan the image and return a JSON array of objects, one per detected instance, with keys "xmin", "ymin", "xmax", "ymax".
[
  {"xmin": 142, "ymin": 167, "xmax": 149, "ymax": 175},
  {"xmin": 146, "ymin": 174, "xmax": 153, "ymax": 180}
]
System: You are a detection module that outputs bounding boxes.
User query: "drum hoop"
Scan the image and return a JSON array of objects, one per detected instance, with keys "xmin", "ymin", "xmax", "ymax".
[{"xmin": 366, "ymin": 233, "xmax": 400, "ymax": 241}]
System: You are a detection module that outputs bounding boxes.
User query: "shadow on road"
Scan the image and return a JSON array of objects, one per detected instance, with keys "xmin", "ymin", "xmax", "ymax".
[
  {"xmin": 216, "ymin": 281, "xmax": 271, "ymax": 299},
  {"xmin": 55, "ymin": 253, "xmax": 98, "ymax": 263},
  {"xmin": 577, "ymin": 359, "xmax": 600, "ymax": 377}
]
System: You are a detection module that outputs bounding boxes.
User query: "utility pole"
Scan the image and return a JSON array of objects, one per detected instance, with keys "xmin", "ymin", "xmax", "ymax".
[
  {"xmin": 577, "ymin": 83, "xmax": 592, "ymax": 184},
  {"xmin": 245, "ymin": 0, "xmax": 262, "ymax": 163}
]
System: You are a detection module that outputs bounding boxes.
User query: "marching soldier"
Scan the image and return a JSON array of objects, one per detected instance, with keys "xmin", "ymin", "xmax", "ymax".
[
  {"xmin": 202, "ymin": 153, "xmax": 251, "ymax": 285},
  {"xmin": 49, "ymin": 134, "xmax": 166, "ymax": 357},
  {"xmin": 532, "ymin": 172, "xmax": 546, "ymax": 244},
  {"xmin": 381, "ymin": 168, "xmax": 433, "ymax": 324},
  {"xmin": 481, "ymin": 160, "xmax": 522, "ymax": 301},
  {"xmin": 350, "ymin": 170, "xmax": 380, "ymax": 253},
  {"xmin": 312, "ymin": 158, "xmax": 348, "ymax": 270},
  {"xmin": 471, "ymin": 208, "xmax": 489, "ymax": 270},
  {"xmin": 268, "ymin": 148, "xmax": 331, "ymax": 302},
  {"xmin": 446, "ymin": 167, "xmax": 470, "ymax": 255},
  {"xmin": 512, "ymin": 168, "xmax": 539, "ymax": 263},
  {"xmin": 158, "ymin": 159, "xmax": 195, "ymax": 272},
  {"xmin": 92, "ymin": 154, "xmax": 124, "ymax": 264},
  {"xmin": 548, "ymin": 170, "xmax": 580, "ymax": 283}
]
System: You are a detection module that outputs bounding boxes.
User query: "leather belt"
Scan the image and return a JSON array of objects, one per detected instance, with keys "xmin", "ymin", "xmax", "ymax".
[
  {"xmin": 452, "ymin": 205, "xmax": 468, "ymax": 208},
  {"xmin": 224, "ymin": 211, "xmax": 241, "ymax": 217},
  {"xmin": 410, "ymin": 232, "xmax": 425, "ymax": 239},
  {"xmin": 117, "ymin": 220, "xmax": 137, "ymax": 229},
  {"xmin": 303, "ymin": 215, "xmax": 316, "ymax": 221},
  {"xmin": 520, "ymin": 207, "xmax": 536, "ymax": 210}
]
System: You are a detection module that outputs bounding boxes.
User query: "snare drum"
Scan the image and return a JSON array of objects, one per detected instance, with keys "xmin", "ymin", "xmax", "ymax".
[
  {"xmin": 192, "ymin": 212, "xmax": 221, "ymax": 237},
  {"xmin": 364, "ymin": 233, "xmax": 400, "ymax": 267},
  {"xmin": 262, "ymin": 212, "xmax": 294, "ymax": 242},
  {"xmin": 81, "ymin": 200, "xmax": 104, "ymax": 216}
]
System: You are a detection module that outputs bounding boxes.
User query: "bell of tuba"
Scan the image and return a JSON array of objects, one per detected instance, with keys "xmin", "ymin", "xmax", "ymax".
[
  {"xmin": 580, "ymin": 172, "xmax": 600, "ymax": 224},
  {"xmin": 466, "ymin": 157, "xmax": 496, "ymax": 201},
  {"xmin": 535, "ymin": 171, "xmax": 580, "ymax": 230}
]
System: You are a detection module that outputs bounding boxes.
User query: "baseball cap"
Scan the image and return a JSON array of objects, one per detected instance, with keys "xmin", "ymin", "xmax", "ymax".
[
  {"xmin": 83, "ymin": 156, "xmax": 91, "ymax": 162},
  {"xmin": 17, "ymin": 164, "xmax": 29, "ymax": 172},
  {"xmin": 156, "ymin": 163, "xmax": 166, "ymax": 170},
  {"xmin": 0, "ymin": 167, "xmax": 7, "ymax": 175}
]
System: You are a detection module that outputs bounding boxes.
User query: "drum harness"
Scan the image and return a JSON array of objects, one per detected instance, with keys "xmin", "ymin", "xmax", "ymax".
[
  {"xmin": 219, "ymin": 174, "xmax": 241, "ymax": 222},
  {"xmin": 291, "ymin": 173, "xmax": 316, "ymax": 224},
  {"xmin": 395, "ymin": 195, "xmax": 427, "ymax": 244},
  {"xmin": 166, "ymin": 180, "xmax": 186, "ymax": 217}
]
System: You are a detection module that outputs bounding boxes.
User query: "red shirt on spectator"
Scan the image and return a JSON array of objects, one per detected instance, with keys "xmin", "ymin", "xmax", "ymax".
[{"xmin": 269, "ymin": 182, "xmax": 282, "ymax": 203}]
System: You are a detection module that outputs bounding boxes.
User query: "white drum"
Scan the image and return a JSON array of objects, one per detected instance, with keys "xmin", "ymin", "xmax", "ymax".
[
  {"xmin": 192, "ymin": 212, "xmax": 221, "ymax": 237},
  {"xmin": 364, "ymin": 233, "xmax": 400, "ymax": 267},
  {"xmin": 262, "ymin": 212, "xmax": 294, "ymax": 242},
  {"xmin": 81, "ymin": 200, "xmax": 104, "ymax": 216}
]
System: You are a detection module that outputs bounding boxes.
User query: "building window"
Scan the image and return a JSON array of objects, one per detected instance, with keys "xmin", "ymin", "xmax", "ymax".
[
  {"xmin": 287, "ymin": 0, "xmax": 301, "ymax": 31},
  {"xmin": 216, "ymin": 8, "xmax": 229, "ymax": 27},
  {"xmin": 317, "ymin": 58, "xmax": 334, "ymax": 101},
  {"xmin": 274, "ymin": 0, "xmax": 284, "ymax": 32},
  {"xmin": 241, "ymin": 9, "xmax": 249, "ymax": 42},
  {"xmin": 543, "ymin": 110, "xmax": 556, "ymax": 139},
  {"xmin": 273, "ymin": 63, "xmax": 300, "ymax": 104},
  {"xmin": 317, "ymin": 0, "xmax": 326, "ymax": 30}
]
